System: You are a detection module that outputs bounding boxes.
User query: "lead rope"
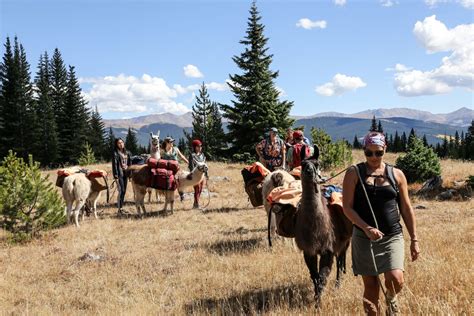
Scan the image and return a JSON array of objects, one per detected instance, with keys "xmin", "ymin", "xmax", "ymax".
[{"xmin": 353, "ymin": 165, "xmax": 388, "ymax": 302}]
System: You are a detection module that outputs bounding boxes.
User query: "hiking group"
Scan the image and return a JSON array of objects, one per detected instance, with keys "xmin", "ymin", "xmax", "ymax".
[{"xmin": 248, "ymin": 128, "xmax": 420, "ymax": 315}]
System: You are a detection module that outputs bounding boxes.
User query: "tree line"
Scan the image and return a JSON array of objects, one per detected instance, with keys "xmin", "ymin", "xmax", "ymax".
[
  {"xmin": 0, "ymin": 36, "xmax": 109, "ymax": 167},
  {"xmin": 353, "ymin": 116, "xmax": 474, "ymax": 160}
]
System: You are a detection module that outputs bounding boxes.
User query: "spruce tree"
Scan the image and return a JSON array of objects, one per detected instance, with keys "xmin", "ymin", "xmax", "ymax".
[
  {"xmin": 207, "ymin": 101, "xmax": 226, "ymax": 159},
  {"xmin": 105, "ymin": 126, "xmax": 116, "ymax": 161},
  {"xmin": 377, "ymin": 120, "xmax": 383, "ymax": 133},
  {"xmin": 221, "ymin": 1, "xmax": 294, "ymax": 159},
  {"xmin": 408, "ymin": 128, "xmax": 416, "ymax": 148},
  {"xmin": 441, "ymin": 135, "xmax": 448, "ymax": 158},
  {"xmin": 0, "ymin": 37, "xmax": 14, "ymax": 158},
  {"xmin": 125, "ymin": 127, "xmax": 139, "ymax": 155},
  {"xmin": 60, "ymin": 65, "xmax": 90, "ymax": 163},
  {"xmin": 401, "ymin": 132, "xmax": 407, "ymax": 152},
  {"xmin": 0, "ymin": 37, "xmax": 35, "ymax": 160},
  {"xmin": 88, "ymin": 106, "xmax": 106, "ymax": 161},
  {"xmin": 422, "ymin": 134, "xmax": 428, "ymax": 148},
  {"xmin": 190, "ymin": 82, "xmax": 212, "ymax": 149},
  {"xmin": 353, "ymin": 135, "xmax": 361, "ymax": 149},
  {"xmin": 370, "ymin": 115, "xmax": 377, "ymax": 132},
  {"xmin": 393, "ymin": 131, "xmax": 401, "ymax": 152},
  {"xmin": 465, "ymin": 120, "xmax": 474, "ymax": 160},
  {"xmin": 33, "ymin": 52, "xmax": 58, "ymax": 166},
  {"xmin": 50, "ymin": 48, "xmax": 68, "ymax": 161}
]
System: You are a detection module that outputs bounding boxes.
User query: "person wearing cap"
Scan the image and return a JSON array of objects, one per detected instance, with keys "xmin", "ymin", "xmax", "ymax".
[
  {"xmin": 286, "ymin": 130, "xmax": 312, "ymax": 170},
  {"xmin": 161, "ymin": 136, "xmax": 189, "ymax": 164},
  {"xmin": 188, "ymin": 139, "xmax": 207, "ymax": 209},
  {"xmin": 255, "ymin": 127, "xmax": 286, "ymax": 171},
  {"xmin": 342, "ymin": 131, "xmax": 420, "ymax": 315}
]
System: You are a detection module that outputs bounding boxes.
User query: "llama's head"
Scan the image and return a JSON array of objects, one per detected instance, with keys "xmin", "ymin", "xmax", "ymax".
[
  {"xmin": 300, "ymin": 145, "xmax": 323, "ymax": 192},
  {"xmin": 196, "ymin": 162, "xmax": 208, "ymax": 174},
  {"xmin": 150, "ymin": 131, "xmax": 160, "ymax": 148}
]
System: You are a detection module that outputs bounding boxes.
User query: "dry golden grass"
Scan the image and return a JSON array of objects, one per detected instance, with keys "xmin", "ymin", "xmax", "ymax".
[{"xmin": 0, "ymin": 153, "xmax": 473, "ymax": 315}]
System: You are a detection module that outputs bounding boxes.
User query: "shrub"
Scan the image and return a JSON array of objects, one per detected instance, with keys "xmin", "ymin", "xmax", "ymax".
[
  {"xmin": 0, "ymin": 151, "xmax": 66, "ymax": 239},
  {"xmin": 78, "ymin": 142, "xmax": 96, "ymax": 166},
  {"xmin": 396, "ymin": 137, "xmax": 441, "ymax": 183},
  {"xmin": 311, "ymin": 127, "xmax": 352, "ymax": 171}
]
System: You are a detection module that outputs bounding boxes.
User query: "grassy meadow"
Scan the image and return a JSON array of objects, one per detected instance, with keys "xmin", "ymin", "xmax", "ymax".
[{"xmin": 0, "ymin": 151, "xmax": 473, "ymax": 315}]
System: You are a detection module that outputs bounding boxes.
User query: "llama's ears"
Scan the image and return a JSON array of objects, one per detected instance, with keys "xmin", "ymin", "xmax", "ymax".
[
  {"xmin": 301, "ymin": 144, "xmax": 308, "ymax": 162},
  {"xmin": 150, "ymin": 132, "xmax": 153, "ymax": 137},
  {"xmin": 156, "ymin": 130, "xmax": 160, "ymax": 138},
  {"xmin": 312, "ymin": 145, "xmax": 320, "ymax": 160}
]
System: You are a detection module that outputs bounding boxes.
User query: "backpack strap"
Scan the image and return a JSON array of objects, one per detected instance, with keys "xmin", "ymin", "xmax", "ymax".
[
  {"xmin": 385, "ymin": 163, "xmax": 399, "ymax": 194},
  {"xmin": 356, "ymin": 162, "xmax": 367, "ymax": 185},
  {"xmin": 385, "ymin": 163, "xmax": 401, "ymax": 211}
]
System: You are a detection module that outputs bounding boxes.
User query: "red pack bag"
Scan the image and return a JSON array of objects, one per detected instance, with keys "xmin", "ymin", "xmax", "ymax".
[
  {"xmin": 148, "ymin": 158, "xmax": 180, "ymax": 175},
  {"xmin": 150, "ymin": 168, "xmax": 177, "ymax": 190}
]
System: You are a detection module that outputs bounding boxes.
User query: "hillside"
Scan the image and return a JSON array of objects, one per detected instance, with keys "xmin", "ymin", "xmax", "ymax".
[{"xmin": 0, "ymin": 154, "xmax": 473, "ymax": 314}]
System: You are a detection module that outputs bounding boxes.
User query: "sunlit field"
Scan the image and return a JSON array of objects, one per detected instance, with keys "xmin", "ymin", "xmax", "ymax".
[{"xmin": 1, "ymin": 151, "xmax": 472, "ymax": 314}]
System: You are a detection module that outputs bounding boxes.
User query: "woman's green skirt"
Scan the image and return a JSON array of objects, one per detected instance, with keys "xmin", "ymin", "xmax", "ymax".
[{"xmin": 351, "ymin": 228, "xmax": 405, "ymax": 276}]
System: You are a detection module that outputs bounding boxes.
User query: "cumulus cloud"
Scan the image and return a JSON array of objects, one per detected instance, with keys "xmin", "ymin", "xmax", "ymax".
[
  {"xmin": 296, "ymin": 18, "xmax": 327, "ymax": 30},
  {"xmin": 183, "ymin": 64, "xmax": 203, "ymax": 78},
  {"xmin": 334, "ymin": 0, "xmax": 346, "ymax": 6},
  {"xmin": 459, "ymin": 0, "xmax": 474, "ymax": 9},
  {"xmin": 315, "ymin": 74, "xmax": 367, "ymax": 96},
  {"xmin": 81, "ymin": 74, "xmax": 188, "ymax": 114},
  {"xmin": 394, "ymin": 16, "xmax": 474, "ymax": 96}
]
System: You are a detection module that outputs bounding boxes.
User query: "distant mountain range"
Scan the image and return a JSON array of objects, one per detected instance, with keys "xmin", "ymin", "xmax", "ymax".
[{"xmin": 104, "ymin": 107, "xmax": 472, "ymax": 147}]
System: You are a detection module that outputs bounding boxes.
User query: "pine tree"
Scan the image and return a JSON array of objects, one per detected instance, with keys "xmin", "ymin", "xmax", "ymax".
[
  {"xmin": 0, "ymin": 37, "xmax": 14, "ymax": 158},
  {"xmin": 370, "ymin": 115, "xmax": 377, "ymax": 132},
  {"xmin": 177, "ymin": 137, "xmax": 189, "ymax": 157},
  {"xmin": 78, "ymin": 142, "xmax": 96, "ymax": 166},
  {"xmin": 0, "ymin": 37, "xmax": 35, "ymax": 160},
  {"xmin": 220, "ymin": 2, "xmax": 294, "ymax": 159},
  {"xmin": 353, "ymin": 135, "xmax": 361, "ymax": 149},
  {"xmin": 396, "ymin": 137, "xmax": 441, "ymax": 183},
  {"xmin": 377, "ymin": 120, "xmax": 383, "ymax": 133},
  {"xmin": 50, "ymin": 48, "xmax": 68, "ymax": 160},
  {"xmin": 105, "ymin": 127, "xmax": 115, "ymax": 161},
  {"xmin": 465, "ymin": 120, "xmax": 474, "ymax": 160},
  {"xmin": 88, "ymin": 106, "xmax": 106, "ymax": 161},
  {"xmin": 388, "ymin": 134, "xmax": 394, "ymax": 152},
  {"xmin": 422, "ymin": 134, "xmax": 428, "ymax": 148},
  {"xmin": 207, "ymin": 101, "xmax": 226, "ymax": 159},
  {"xmin": 125, "ymin": 127, "xmax": 139, "ymax": 155},
  {"xmin": 401, "ymin": 132, "xmax": 407, "ymax": 152},
  {"xmin": 60, "ymin": 65, "xmax": 90, "ymax": 163},
  {"xmin": 393, "ymin": 131, "xmax": 401, "ymax": 152},
  {"xmin": 189, "ymin": 82, "xmax": 213, "ymax": 148},
  {"xmin": 33, "ymin": 52, "xmax": 58, "ymax": 166},
  {"xmin": 441, "ymin": 135, "xmax": 448, "ymax": 158},
  {"xmin": 408, "ymin": 128, "xmax": 416, "ymax": 148}
]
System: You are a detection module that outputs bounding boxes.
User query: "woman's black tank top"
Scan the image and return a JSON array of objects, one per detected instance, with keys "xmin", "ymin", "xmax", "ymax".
[{"xmin": 353, "ymin": 164, "xmax": 402, "ymax": 236}]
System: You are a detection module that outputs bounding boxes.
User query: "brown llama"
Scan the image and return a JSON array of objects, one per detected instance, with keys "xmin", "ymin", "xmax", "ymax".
[{"xmin": 295, "ymin": 145, "xmax": 353, "ymax": 307}]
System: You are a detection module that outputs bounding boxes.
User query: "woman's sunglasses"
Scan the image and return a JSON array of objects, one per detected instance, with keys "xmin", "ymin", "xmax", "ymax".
[{"xmin": 364, "ymin": 149, "xmax": 384, "ymax": 157}]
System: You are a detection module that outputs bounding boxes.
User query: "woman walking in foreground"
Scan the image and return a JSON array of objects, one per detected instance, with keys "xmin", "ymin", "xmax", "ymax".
[{"xmin": 342, "ymin": 131, "xmax": 420, "ymax": 315}]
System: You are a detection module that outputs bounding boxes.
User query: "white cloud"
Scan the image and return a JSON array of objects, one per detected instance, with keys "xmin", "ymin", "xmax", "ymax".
[
  {"xmin": 315, "ymin": 74, "xmax": 367, "ymax": 96},
  {"xmin": 380, "ymin": 0, "xmax": 396, "ymax": 7},
  {"xmin": 183, "ymin": 64, "xmax": 203, "ymax": 78},
  {"xmin": 386, "ymin": 63, "xmax": 412, "ymax": 72},
  {"xmin": 425, "ymin": 0, "xmax": 473, "ymax": 8},
  {"xmin": 459, "ymin": 0, "xmax": 474, "ymax": 9},
  {"xmin": 334, "ymin": 0, "xmax": 346, "ymax": 6},
  {"xmin": 81, "ymin": 74, "xmax": 189, "ymax": 114},
  {"xmin": 394, "ymin": 16, "xmax": 474, "ymax": 96},
  {"xmin": 296, "ymin": 18, "xmax": 327, "ymax": 30}
]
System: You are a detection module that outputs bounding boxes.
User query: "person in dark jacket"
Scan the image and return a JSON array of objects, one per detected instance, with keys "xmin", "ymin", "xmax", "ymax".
[
  {"xmin": 188, "ymin": 139, "xmax": 207, "ymax": 209},
  {"xmin": 112, "ymin": 138, "xmax": 131, "ymax": 214}
]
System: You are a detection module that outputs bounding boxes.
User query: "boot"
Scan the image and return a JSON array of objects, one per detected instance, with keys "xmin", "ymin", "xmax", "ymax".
[{"xmin": 192, "ymin": 202, "xmax": 199, "ymax": 209}]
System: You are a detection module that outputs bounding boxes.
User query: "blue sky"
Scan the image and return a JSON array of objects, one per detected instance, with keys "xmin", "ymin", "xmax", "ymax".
[{"xmin": 1, "ymin": 0, "xmax": 473, "ymax": 119}]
